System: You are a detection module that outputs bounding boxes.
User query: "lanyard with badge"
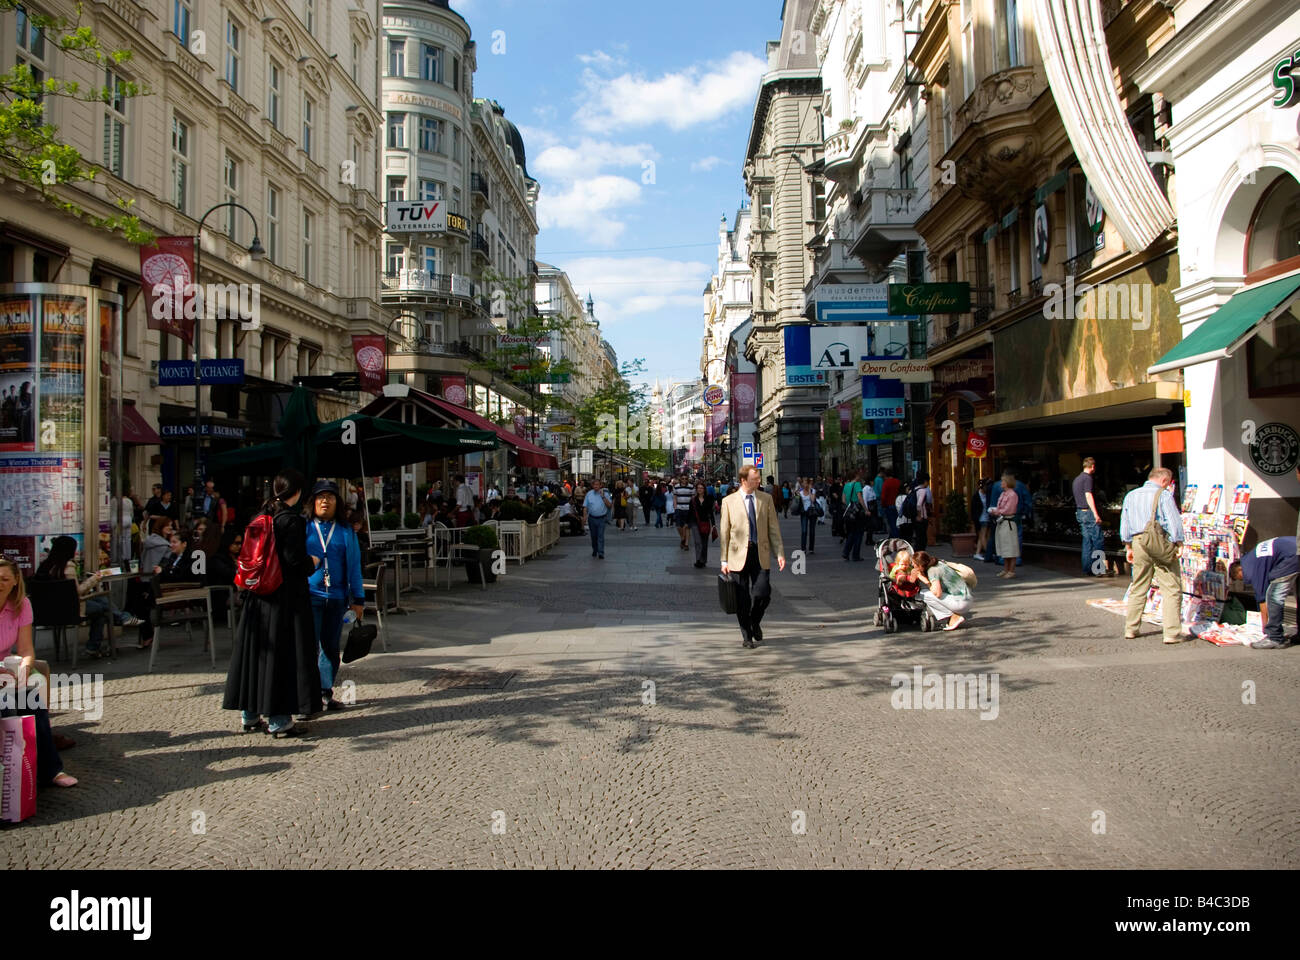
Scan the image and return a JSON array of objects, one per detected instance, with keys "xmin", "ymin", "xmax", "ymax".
[{"xmin": 314, "ymin": 519, "xmax": 335, "ymax": 589}]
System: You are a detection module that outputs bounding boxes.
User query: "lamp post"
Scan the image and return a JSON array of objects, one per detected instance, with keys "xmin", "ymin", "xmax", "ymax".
[{"xmin": 191, "ymin": 202, "xmax": 265, "ymax": 492}]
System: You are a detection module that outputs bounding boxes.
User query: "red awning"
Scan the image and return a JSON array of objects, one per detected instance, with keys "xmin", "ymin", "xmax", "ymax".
[
  {"xmin": 363, "ymin": 387, "xmax": 559, "ymax": 469},
  {"xmin": 109, "ymin": 403, "xmax": 161, "ymax": 445}
]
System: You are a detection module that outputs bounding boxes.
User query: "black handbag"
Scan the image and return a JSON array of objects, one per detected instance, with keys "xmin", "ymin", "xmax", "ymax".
[
  {"xmin": 342, "ymin": 622, "xmax": 378, "ymax": 663},
  {"xmin": 717, "ymin": 573, "xmax": 738, "ymax": 615}
]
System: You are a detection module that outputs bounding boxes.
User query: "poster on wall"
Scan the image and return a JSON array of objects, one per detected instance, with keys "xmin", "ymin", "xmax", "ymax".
[
  {"xmin": 40, "ymin": 297, "xmax": 86, "ymax": 454},
  {"xmin": 0, "ymin": 536, "xmax": 34, "ymax": 574},
  {"xmin": 0, "ymin": 295, "xmax": 36, "ymax": 451},
  {"xmin": 0, "ymin": 456, "xmax": 67, "ymax": 533}
]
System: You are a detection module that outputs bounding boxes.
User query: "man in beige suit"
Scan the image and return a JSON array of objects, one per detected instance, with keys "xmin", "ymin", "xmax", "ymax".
[{"xmin": 720, "ymin": 465, "xmax": 786, "ymax": 648}]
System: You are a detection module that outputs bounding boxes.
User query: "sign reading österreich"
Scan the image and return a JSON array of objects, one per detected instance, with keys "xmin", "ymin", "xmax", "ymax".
[
  {"xmin": 887, "ymin": 283, "xmax": 970, "ymax": 315},
  {"xmin": 857, "ymin": 359, "xmax": 932, "ymax": 382},
  {"xmin": 386, "ymin": 200, "xmax": 448, "ymax": 233}
]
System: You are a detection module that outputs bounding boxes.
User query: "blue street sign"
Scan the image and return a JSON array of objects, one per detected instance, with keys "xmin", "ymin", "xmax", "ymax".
[
  {"xmin": 816, "ymin": 300, "xmax": 891, "ymax": 323},
  {"xmin": 158, "ymin": 359, "xmax": 246, "ymax": 386},
  {"xmin": 861, "ymin": 375, "xmax": 905, "ymax": 420},
  {"xmin": 742, "ymin": 442, "xmax": 754, "ymax": 459},
  {"xmin": 755, "ymin": 453, "xmax": 764, "ymax": 468}
]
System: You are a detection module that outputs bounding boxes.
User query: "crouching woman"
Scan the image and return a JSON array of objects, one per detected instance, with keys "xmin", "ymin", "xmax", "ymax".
[{"xmin": 913, "ymin": 550, "xmax": 974, "ymax": 632}]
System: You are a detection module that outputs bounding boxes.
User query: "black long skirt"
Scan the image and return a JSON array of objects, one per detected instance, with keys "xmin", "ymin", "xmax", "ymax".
[{"xmin": 222, "ymin": 587, "xmax": 321, "ymax": 718}]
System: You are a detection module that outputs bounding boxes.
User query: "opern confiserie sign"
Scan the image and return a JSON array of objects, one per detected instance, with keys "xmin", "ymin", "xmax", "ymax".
[{"xmin": 857, "ymin": 359, "xmax": 933, "ymax": 381}]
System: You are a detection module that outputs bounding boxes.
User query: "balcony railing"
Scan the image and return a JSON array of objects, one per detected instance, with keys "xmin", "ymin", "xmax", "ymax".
[
  {"xmin": 391, "ymin": 339, "xmax": 476, "ymax": 359},
  {"xmin": 1006, "ymin": 287, "xmax": 1023, "ymax": 309},
  {"xmin": 471, "ymin": 173, "xmax": 490, "ymax": 204},
  {"xmin": 472, "ymin": 232, "xmax": 490, "ymax": 257},
  {"xmin": 1064, "ymin": 247, "xmax": 1096, "ymax": 277},
  {"xmin": 1029, "ymin": 276, "xmax": 1044, "ymax": 299},
  {"xmin": 380, "ymin": 270, "xmax": 477, "ymax": 299}
]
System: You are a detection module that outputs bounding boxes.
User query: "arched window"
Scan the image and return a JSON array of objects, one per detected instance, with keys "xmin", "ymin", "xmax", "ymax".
[{"xmin": 1245, "ymin": 173, "xmax": 1300, "ymax": 281}]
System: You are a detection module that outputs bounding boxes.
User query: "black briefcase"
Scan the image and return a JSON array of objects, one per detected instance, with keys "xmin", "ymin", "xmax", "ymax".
[
  {"xmin": 342, "ymin": 622, "xmax": 378, "ymax": 663},
  {"xmin": 717, "ymin": 573, "xmax": 738, "ymax": 615}
]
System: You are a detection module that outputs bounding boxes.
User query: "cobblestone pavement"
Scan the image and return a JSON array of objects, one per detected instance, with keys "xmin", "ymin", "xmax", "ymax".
[{"xmin": 6, "ymin": 517, "xmax": 1298, "ymax": 868}]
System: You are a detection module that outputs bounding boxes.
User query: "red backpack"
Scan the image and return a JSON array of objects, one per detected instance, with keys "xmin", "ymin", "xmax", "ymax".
[{"xmin": 235, "ymin": 513, "xmax": 283, "ymax": 595}]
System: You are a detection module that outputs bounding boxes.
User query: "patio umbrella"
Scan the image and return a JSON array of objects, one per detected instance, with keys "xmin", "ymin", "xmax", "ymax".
[{"xmin": 278, "ymin": 386, "xmax": 321, "ymax": 480}]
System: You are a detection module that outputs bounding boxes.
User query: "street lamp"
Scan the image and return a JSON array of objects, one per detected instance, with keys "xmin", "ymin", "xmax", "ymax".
[{"xmin": 192, "ymin": 201, "xmax": 265, "ymax": 490}]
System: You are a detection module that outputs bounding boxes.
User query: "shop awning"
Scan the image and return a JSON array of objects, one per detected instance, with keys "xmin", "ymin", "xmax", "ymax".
[
  {"xmin": 1147, "ymin": 272, "xmax": 1300, "ymax": 374},
  {"xmin": 975, "ymin": 381, "xmax": 1182, "ymax": 430},
  {"xmin": 108, "ymin": 403, "xmax": 161, "ymax": 445}
]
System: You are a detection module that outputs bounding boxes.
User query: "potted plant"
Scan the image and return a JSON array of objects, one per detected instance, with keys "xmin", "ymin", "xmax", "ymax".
[
  {"xmin": 462, "ymin": 524, "xmax": 499, "ymax": 583},
  {"xmin": 403, "ymin": 511, "xmax": 422, "ymax": 529},
  {"xmin": 367, "ymin": 498, "xmax": 382, "ymax": 515},
  {"xmin": 942, "ymin": 490, "xmax": 976, "ymax": 556},
  {"xmin": 382, "ymin": 511, "xmax": 401, "ymax": 531}
]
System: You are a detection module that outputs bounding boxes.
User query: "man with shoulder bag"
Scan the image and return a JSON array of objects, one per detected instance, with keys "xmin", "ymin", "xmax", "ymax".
[{"xmin": 1120, "ymin": 467, "xmax": 1186, "ymax": 644}]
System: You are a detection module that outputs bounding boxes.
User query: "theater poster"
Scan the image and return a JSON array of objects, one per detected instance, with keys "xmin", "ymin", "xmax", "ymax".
[{"xmin": 0, "ymin": 294, "xmax": 36, "ymax": 451}]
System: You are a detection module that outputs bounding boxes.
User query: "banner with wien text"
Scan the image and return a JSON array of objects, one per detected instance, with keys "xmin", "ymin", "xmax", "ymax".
[
  {"xmin": 731, "ymin": 372, "xmax": 756, "ymax": 422},
  {"xmin": 351, "ymin": 334, "xmax": 386, "ymax": 396},
  {"xmin": 139, "ymin": 236, "xmax": 196, "ymax": 344}
]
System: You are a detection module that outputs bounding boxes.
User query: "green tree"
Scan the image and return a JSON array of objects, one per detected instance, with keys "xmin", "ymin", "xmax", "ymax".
[
  {"xmin": 1, "ymin": 1, "xmax": 152, "ymax": 243},
  {"xmin": 571, "ymin": 358, "xmax": 668, "ymax": 472}
]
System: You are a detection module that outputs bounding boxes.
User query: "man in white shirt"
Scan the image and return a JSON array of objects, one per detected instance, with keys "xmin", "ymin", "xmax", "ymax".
[
  {"xmin": 453, "ymin": 474, "xmax": 475, "ymax": 528},
  {"xmin": 582, "ymin": 479, "xmax": 613, "ymax": 559},
  {"xmin": 486, "ymin": 484, "xmax": 501, "ymax": 502},
  {"xmin": 912, "ymin": 474, "xmax": 933, "ymax": 550}
]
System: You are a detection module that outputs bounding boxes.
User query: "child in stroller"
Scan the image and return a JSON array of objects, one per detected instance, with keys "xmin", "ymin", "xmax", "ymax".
[{"xmin": 872, "ymin": 538, "xmax": 941, "ymax": 632}]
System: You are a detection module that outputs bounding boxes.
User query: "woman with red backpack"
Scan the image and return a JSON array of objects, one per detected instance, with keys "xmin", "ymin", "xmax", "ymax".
[{"xmin": 222, "ymin": 469, "xmax": 322, "ymax": 738}]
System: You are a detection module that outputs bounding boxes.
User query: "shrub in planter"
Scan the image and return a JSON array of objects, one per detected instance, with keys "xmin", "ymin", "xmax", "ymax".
[
  {"xmin": 403, "ymin": 512, "xmax": 422, "ymax": 529},
  {"xmin": 941, "ymin": 490, "xmax": 970, "ymax": 535},
  {"xmin": 367, "ymin": 498, "xmax": 382, "ymax": 515},
  {"xmin": 381, "ymin": 511, "xmax": 401, "ymax": 530},
  {"xmin": 498, "ymin": 499, "xmax": 537, "ymax": 523},
  {"xmin": 462, "ymin": 525, "xmax": 499, "ymax": 583},
  {"xmin": 462, "ymin": 525, "xmax": 499, "ymax": 550}
]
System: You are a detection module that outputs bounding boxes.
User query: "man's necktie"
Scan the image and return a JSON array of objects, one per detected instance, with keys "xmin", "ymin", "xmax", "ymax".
[{"xmin": 746, "ymin": 495, "xmax": 757, "ymax": 544}]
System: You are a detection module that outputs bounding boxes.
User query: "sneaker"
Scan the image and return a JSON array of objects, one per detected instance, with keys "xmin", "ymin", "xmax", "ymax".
[
  {"xmin": 972, "ymin": 553, "xmax": 984, "ymax": 561},
  {"xmin": 1250, "ymin": 637, "xmax": 1293, "ymax": 650},
  {"xmin": 119, "ymin": 614, "xmax": 142, "ymax": 627}
]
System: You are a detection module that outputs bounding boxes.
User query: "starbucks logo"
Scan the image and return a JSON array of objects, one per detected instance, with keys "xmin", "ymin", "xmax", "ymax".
[{"xmin": 1249, "ymin": 422, "xmax": 1300, "ymax": 476}]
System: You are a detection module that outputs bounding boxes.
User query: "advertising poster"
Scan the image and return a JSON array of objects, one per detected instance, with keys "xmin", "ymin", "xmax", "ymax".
[
  {"xmin": 41, "ymin": 297, "xmax": 86, "ymax": 371},
  {"xmin": 39, "ymin": 371, "xmax": 83, "ymax": 452},
  {"xmin": 0, "ymin": 536, "xmax": 34, "ymax": 574},
  {"xmin": 40, "ymin": 297, "xmax": 86, "ymax": 453},
  {"xmin": 730, "ymin": 372, "xmax": 756, "ymax": 422},
  {"xmin": 139, "ymin": 236, "xmax": 196, "ymax": 343},
  {"xmin": 0, "ymin": 294, "xmax": 36, "ymax": 451},
  {"xmin": 441, "ymin": 375, "xmax": 467, "ymax": 406},
  {"xmin": 351, "ymin": 334, "xmax": 386, "ymax": 396}
]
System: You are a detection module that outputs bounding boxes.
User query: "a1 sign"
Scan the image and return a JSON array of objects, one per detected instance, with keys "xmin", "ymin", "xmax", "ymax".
[{"xmin": 1273, "ymin": 48, "xmax": 1300, "ymax": 108}]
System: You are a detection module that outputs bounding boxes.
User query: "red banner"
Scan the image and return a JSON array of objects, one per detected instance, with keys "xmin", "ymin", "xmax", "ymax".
[
  {"xmin": 139, "ymin": 236, "xmax": 196, "ymax": 344},
  {"xmin": 730, "ymin": 372, "xmax": 756, "ymax": 422},
  {"xmin": 706, "ymin": 403, "xmax": 729, "ymax": 442},
  {"xmin": 351, "ymin": 334, "xmax": 386, "ymax": 396},
  {"xmin": 965, "ymin": 427, "xmax": 989, "ymax": 459},
  {"xmin": 440, "ymin": 375, "xmax": 467, "ymax": 406}
]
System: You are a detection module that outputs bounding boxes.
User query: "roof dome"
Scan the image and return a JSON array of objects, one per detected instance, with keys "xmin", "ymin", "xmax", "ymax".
[{"xmin": 485, "ymin": 100, "xmax": 530, "ymax": 178}]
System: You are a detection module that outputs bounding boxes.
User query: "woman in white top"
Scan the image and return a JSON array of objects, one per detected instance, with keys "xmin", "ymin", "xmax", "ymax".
[{"xmin": 797, "ymin": 478, "xmax": 818, "ymax": 553}]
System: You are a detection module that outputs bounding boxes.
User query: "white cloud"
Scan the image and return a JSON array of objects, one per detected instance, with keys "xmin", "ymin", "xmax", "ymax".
[
  {"xmin": 574, "ymin": 51, "xmax": 766, "ymax": 132},
  {"xmin": 534, "ymin": 138, "xmax": 658, "ymax": 181},
  {"xmin": 577, "ymin": 49, "xmax": 627, "ymax": 71},
  {"xmin": 690, "ymin": 156, "xmax": 726, "ymax": 173},
  {"xmin": 561, "ymin": 257, "xmax": 712, "ymax": 327},
  {"xmin": 537, "ymin": 177, "xmax": 644, "ymax": 245}
]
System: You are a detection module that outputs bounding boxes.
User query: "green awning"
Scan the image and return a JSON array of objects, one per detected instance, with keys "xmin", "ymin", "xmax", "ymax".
[
  {"xmin": 1034, "ymin": 171, "xmax": 1068, "ymax": 204},
  {"xmin": 1148, "ymin": 272, "xmax": 1300, "ymax": 374}
]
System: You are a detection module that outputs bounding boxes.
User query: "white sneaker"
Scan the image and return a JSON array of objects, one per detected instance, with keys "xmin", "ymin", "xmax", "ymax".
[{"xmin": 972, "ymin": 553, "xmax": 984, "ymax": 561}]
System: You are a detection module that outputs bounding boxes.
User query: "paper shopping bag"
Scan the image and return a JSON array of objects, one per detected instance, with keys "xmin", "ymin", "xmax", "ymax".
[{"xmin": 0, "ymin": 714, "xmax": 37, "ymax": 823}]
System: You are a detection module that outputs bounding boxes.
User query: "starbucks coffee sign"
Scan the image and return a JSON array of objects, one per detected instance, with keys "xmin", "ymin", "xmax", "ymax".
[
  {"xmin": 1249, "ymin": 422, "xmax": 1300, "ymax": 476},
  {"xmin": 887, "ymin": 283, "xmax": 970, "ymax": 315}
]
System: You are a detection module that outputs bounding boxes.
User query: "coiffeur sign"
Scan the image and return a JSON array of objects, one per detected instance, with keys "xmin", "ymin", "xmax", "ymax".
[{"xmin": 887, "ymin": 283, "xmax": 970, "ymax": 315}]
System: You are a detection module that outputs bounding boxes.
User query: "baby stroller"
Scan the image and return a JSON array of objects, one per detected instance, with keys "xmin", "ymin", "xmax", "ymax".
[{"xmin": 872, "ymin": 537, "xmax": 939, "ymax": 633}]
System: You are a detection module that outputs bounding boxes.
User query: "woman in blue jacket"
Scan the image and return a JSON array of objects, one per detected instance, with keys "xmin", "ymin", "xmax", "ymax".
[{"xmin": 306, "ymin": 480, "xmax": 366, "ymax": 712}]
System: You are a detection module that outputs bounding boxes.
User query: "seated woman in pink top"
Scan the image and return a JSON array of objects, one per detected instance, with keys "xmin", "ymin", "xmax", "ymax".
[{"xmin": 0, "ymin": 557, "xmax": 77, "ymax": 788}]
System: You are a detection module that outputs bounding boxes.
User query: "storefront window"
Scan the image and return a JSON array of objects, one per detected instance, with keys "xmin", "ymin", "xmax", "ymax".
[
  {"xmin": 1247, "ymin": 306, "xmax": 1300, "ymax": 397},
  {"xmin": 1245, "ymin": 174, "xmax": 1300, "ymax": 276}
]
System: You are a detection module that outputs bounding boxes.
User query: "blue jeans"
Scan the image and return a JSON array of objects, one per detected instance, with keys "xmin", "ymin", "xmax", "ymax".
[
  {"xmin": 312, "ymin": 595, "xmax": 348, "ymax": 699},
  {"xmin": 1077, "ymin": 509, "xmax": 1104, "ymax": 573},
  {"xmin": 1264, "ymin": 575, "xmax": 1297, "ymax": 642},
  {"xmin": 588, "ymin": 514, "xmax": 607, "ymax": 556},
  {"xmin": 241, "ymin": 709, "xmax": 293, "ymax": 733},
  {"xmin": 842, "ymin": 526, "xmax": 865, "ymax": 560},
  {"xmin": 800, "ymin": 513, "xmax": 816, "ymax": 552},
  {"xmin": 884, "ymin": 504, "xmax": 898, "ymax": 538}
]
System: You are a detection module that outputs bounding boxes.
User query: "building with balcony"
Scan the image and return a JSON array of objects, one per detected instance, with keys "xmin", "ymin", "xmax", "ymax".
[
  {"xmin": 0, "ymin": 0, "xmax": 385, "ymax": 523},
  {"xmin": 701, "ymin": 208, "xmax": 754, "ymax": 388},
  {"xmin": 909, "ymin": 0, "xmax": 1185, "ymax": 544},
  {"xmin": 1136, "ymin": 0, "xmax": 1300, "ymax": 540},
  {"xmin": 809, "ymin": 0, "xmax": 935, "ymax": 478},
  {"xmin": 742, "ymin": 0, "xmax": 824, "ymax": 483}
]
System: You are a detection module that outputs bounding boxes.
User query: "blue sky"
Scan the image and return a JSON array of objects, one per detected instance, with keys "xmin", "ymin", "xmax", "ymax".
[{"xmin": 451, "ymin": 0, "xmax": 786, "ymax": 388}]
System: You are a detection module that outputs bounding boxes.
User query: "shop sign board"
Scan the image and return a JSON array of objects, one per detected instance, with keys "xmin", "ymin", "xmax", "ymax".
[
  {"xmin": 887, "ymin": 283, "xmax": 970, "ymax": 315},
  {"xmin": 158, "ymin": 359, "xmax": 245, "ymax": 385},
  {"xmin": 1272, "ymin": 50, "xmax": 1300, "ymax": 108},
  {"xmin": 1249, "ymin": 422, "xmax": 1300, "ymax": 476},
  {"xmin": 858, "ymin": 359, "xmax": 931, "ymax": 381}
]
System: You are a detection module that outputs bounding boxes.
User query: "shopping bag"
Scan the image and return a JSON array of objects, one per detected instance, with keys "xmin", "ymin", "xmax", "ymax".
[
  {"xmin": 943, "ymin": 560, "xmax": 978, "ymax": 589},
  {"xmin": 342, "ymin": 622, "xmax": 378, "ymax": 664},
  {"xmin": 1, "ymin": 714, "xmax": 37, "ymax": 823}
]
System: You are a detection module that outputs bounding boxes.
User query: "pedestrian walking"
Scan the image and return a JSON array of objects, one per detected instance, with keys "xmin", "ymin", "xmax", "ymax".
[
  {"xmin": 453, "ymin": 474, "xmax": 475, "ymax": 527},
  {"xmin": 988, "ymin": 473, "xmax": 1021, "ymax": 579},
  {"xmin": 613, "ymin": 480, "xmax": 628, "ymax": 532},
  {"xmin": 719, "ymin": 465, "xmax": 786, "ymax": 648},
  {"xmin": 222, "ymin": 469, "xmax": 322, "ymax": 738},
  {"xmin": 780, "ymin": 481, "xmax": 792, "ymax": 517},
  {"xmin": 306, "ymin": 481, "xmax": 366, "ymax": 712},
  {"xmin": 583, "ymin": 478, "xmax": 612, "ymax": 559},
  {"xmin": 674, "ymin": 476, "xmax": 694, "ymax": 551},
  {"xmin": 1014, "ymin": 474, "xmax": 1032, "ymax": 566},
  {"xmin": 841, "ymin": 469, "xmax": 870, "ymax": 562},
  {"xmin": 688, "ymin": 481, "xmax": 716, "ymax": 568},
  {"xmin": 880, "ymin": 469, "xmax": 900, "ymax": 538},
  {"xmin": 1119, "ymin": 467, "xmax": 1186, "ymax": 643},
  {"xmin": 911, "ymin": 474, "xmax": 933, "ymax": 551},
  {"xmin": 972, "ymin": 478, "xmax": 993, "ymax": 561},
  {"xmin": 1073, "ymin": 457, "xmax": 1106, "ymax": 575},
  {"xmin": 795, "ymin": 476, "xmax": 819, "ymax": 554}
]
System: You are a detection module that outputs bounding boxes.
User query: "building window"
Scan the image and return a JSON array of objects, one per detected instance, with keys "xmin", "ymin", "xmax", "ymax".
[
  {"xmin": 388, "ymin": 38, "xmax": 405, "ymax": 77},
  {"xmin": 267, "ymin": 59, "xmax": 282, "ymax": 129},
  {"xmin": 937, "ymin": 82, "xmax": 952, "ymax": 154},
  {"xmin": 266, "ymin": 184, "xmax": 280, "ymax": 263},
  {"xmin": 424, "ymin": 310, "xmax": 444, "ymax": 345},
  {"xmin": 1066, "ymin": 173, "xmax": 1093, "ymax": 259},
  {"xmin": 452, "ymin": 56, "xmax": 461, "ymax": 92},
  {"xmin": 351, "ymin": 39, "xmax": 359, "ymax": 85},
  {"xmin": 387, "ymin": 176, "xmax": 406, "ymax": 202},
  {"xmin": 171, "ymin": 115, "xmax": 190, "ymax": 214},
  {"xmin": 302, "ymin": 94, "xmax": 314, "ymax": 159},
  {"xmin": 304, "ymin": 0, "xmax": 315, "ymax": 35},
  {"xmin": 418, "ymin": 116, "xmax": 439, "ymax": 153},
  {"xmin": 387, "ymin": 112, "xmax": 406, "ymax": 149},
  {"xmin": 811, "ymin": 177, "xmax": 826, "ymax": 225},
  {"xmin": 897, "ymin": 135, "xmax": 914, "ymax": 189},
  {"xmin": 172, "ymin": 0, "xmax": 191, "ymax": 45},
  {"xmin": 16, "ymin": 4, "xmax": 47, "ymax": 111},
  {"xmin": 224, "ymin": 17, "xmax": 241, "ymax": 92},
  {"xmin": 1007, "ymin": 216, "xmax": 1021, "ymax": 297},
  {"xmin": 961, "ymin": 0, "xmax": 975, "ymax": 99},
  {"xmin": 758, "ymin": 190, "xmax": 773, "ymax": 230},
  {"xmin": 422, "ymin": 245, "xmax": 438, "ymax": 276},
  {"xmin": 223, "ymin": 152, "xmax": 240, "ymax": 243},
  {"xmin": 421, "ymin": 44, "xmax": 440, "ymax": 82},
  {"xmin": 419, "ymin": 179, "xmax": 443, "ymax": 201},
  {"xmin": 996, "ymin": 0, "xmax": 1023, "ymax": 70},
  {"xmin": 1247, "ymin": 309, "xmax": 1300, "ymax": 397},
  {"xmin": 301, "ymin": 209, "xmax": 314, "ymax": 283},
  {"xmin": 760, "ymin": 263, "xmax": 775, "ymax": 309},
  {"xmin": 1245, "ymin": 174, "xmax": 1300, "ymax": 278},
  {"xmin": 386, "ymin": 243, "xmax": 404, "ymax": 276},
  {"xmin": 102, "ymin": 68, "xmax": 127, "ymax": 178},
  {"xmin": 452, "ymin": 126, "xmax": 461, "ymax": 164}
]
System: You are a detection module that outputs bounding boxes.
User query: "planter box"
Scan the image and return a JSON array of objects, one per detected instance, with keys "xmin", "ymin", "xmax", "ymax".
[{"xmin": 949, "ymin": 532, "xmax": 977, "ymax": 557}]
